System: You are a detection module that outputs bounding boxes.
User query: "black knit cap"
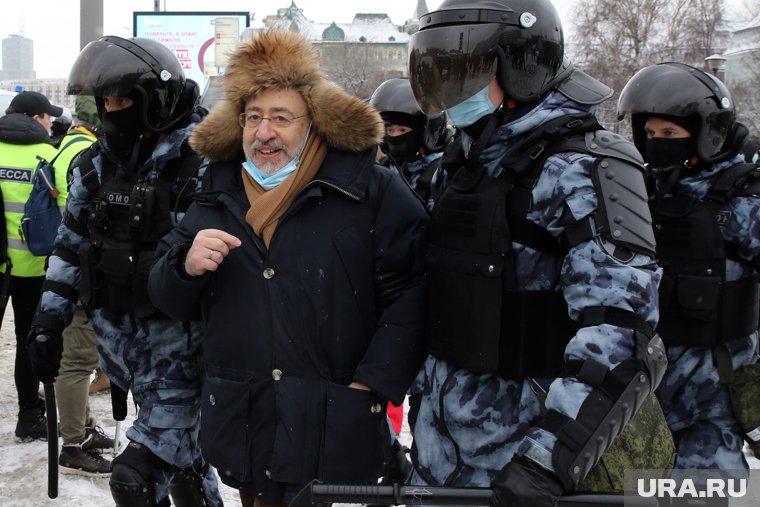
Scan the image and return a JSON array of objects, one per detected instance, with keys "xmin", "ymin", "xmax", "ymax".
[{"xmin": 8, "ymin": 91, "xmax": 63, "ymax": 118}]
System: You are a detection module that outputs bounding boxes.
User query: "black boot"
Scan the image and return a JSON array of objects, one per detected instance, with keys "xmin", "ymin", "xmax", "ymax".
[
  {"xmin": 169, "ymin": 466, "xmax": 208, "ymax": 507},
  {"xmin": 15, "ymin": 401, "xmax": 48, "ymax": 442}
]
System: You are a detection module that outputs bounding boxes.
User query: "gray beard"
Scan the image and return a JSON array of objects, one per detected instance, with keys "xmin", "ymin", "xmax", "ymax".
[{"xmin": 248, "ymin": 128, "xmax": 310, "ymax": 175}]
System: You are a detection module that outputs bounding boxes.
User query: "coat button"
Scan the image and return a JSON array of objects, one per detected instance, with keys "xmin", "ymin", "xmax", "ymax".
[
  {"xmin": 263, "ymin": 268, "xmax": 275, "ymax": 279},
  {"xmin": 272, "ymin": 369, "xmax": 283, "ymax": 381},
  {"xmin": 209, "ymin": 394, "xmax": 216, "ymax": 406},
  {"xmin": 370, "ymin": 403, "xmax": 382, "ymax": 414}
]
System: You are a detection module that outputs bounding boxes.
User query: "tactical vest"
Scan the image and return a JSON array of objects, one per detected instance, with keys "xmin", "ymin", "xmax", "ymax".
[
  {"xmin": 409, "ymin": 156, "xmax": 442, "ymax": 206},
  {"xmin": 75, "ymin": 143, "xmax": 201, "ymax": 318},
  {"xmin": 653, "ymin": 162, "xmax": 760, "ymax": 347},
  {"xmin": 427, "ymin": 114, "xmax": 655, "ymax": 378},
  {"xmin": 381, "ymin": 155, "xmax": 442, "ymax": 206}
]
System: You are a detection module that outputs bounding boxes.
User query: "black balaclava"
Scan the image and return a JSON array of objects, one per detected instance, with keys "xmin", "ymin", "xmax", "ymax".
[
  {"xmin": 102, "ymin": 91, "xmax": 146, "ymax": 161},
  {"xmin": 642, "ymin": 114, "xmax": 700, "ymax": 172},
  {"xmin": 382, "ymin": 113, "xmax": 424, "ymax": 164}
]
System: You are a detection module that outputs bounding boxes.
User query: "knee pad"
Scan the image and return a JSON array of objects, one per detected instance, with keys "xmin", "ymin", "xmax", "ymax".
[
  {"xmin": 110, "ymin": 442, "xmax": 166, "ymax": 507},
  {"xmin": 169, "ymin": 467, "xmax": 207, "ymax": 507}
]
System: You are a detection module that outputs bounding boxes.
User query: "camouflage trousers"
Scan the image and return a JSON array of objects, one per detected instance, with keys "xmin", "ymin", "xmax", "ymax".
[
  {"xmin": 92, "ymin": 309, "xmax": 223, "ymax": 506},
  {"xmin": 656, "ymin": 342, "xmax": 758, "ymax": 471}
]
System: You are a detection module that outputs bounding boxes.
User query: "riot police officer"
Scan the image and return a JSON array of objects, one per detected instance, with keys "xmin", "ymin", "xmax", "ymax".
[
  {"xmin": 617, "ymin": 62, "xmax": 760, "ymax": 469},
  {"xmin": 406, "ymin": 0, "xmax": 674, "ymax": 506},
  {"xmin": 26, "ymin": 36, "xmax": 223, "ymax": 506},
  {"xmin": 370, "ymin": 78, "xmax": 452, "ymax": 211}
]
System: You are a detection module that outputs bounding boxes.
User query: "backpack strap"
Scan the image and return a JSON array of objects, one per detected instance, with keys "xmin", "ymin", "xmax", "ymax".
[
  {"xmin": 46, "ymin": 136, "xmax": 91, "ymax": 168},
  {"xmin": 33, "ymin": 137, "xmax": 92, "ymax": 196}
]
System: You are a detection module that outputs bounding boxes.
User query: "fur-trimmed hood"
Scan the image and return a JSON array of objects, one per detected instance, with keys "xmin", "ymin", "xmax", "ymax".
[{"xmin": 190, "ymin": 30, "xmax": 384, "ymax": 162}]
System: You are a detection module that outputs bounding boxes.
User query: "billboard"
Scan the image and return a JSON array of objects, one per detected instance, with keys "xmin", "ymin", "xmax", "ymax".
[{"xmin": 133, "ymin": 11, "xmax": 250, "ymax": 87}]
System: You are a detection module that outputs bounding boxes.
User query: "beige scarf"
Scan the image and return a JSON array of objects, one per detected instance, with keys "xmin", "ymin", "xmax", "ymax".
[{"xmin": 242, "ymin": 131, "xmax": 327, "ymax": 247}]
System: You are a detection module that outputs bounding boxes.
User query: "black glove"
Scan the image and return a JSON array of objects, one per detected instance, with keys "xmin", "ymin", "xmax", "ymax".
[
  {"xmin": 27, "ymin": 329, "xmax": 63, "ymax": 385},
  {"xmin": 381, "ymin": 439, "xmax": 412, "ymax": 484},
  {"xmin": 490, "ymin": 456, "xmax": 564, "ymax": 507}
]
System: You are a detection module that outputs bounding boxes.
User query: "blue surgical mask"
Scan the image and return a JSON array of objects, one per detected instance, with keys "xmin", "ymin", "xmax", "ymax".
[
  {"xmin": 243, "ymin": 158, "xmax": 299, "ymax": 190},
  {"xmin": 446, "ymin": 85, "xmax": 497, "ymax": 128}
]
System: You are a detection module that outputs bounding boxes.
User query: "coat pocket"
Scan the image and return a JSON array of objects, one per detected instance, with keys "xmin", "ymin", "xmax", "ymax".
[
  {"xmin": 271, "ymin": 376, "xmax": 325, "ymax": 483},
  {"xmin": 321, "ymin": 382, "xmax": 386, "ymax": 483},
  {"xmin": 200, "ymin": 373, "xmax": 252, "ymax": 482}
]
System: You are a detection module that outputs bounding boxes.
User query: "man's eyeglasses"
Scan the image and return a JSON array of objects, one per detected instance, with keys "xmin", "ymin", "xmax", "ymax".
[{"xmin": 238, "ymin": 113, "xmax": 309, "ymax": 129}]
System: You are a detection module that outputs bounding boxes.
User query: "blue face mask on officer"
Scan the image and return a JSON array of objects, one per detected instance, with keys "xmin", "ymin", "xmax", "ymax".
[{"xmin": 446, "ymin": 84, "xmax": 498, "ymax": 128}]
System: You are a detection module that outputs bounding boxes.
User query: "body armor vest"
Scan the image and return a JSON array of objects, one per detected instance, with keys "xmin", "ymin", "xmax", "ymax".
[
  {"xmin": 427, "ymin": 164, "xmax": 578, "ymax": 378},
  {"xmin": 427, "ymin": 115, "xmax": 655, "ymax": 378},
  {"xmin": 653, "ymin": 163, "xmax": 760, "ymax": 346},
  {"xmin": 78, "ymin": 145, "xmax": 200, "ymax": 318}
]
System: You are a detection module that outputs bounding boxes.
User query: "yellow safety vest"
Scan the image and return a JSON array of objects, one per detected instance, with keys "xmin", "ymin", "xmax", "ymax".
[
  {"xmin": 0, "ymin": 141, "xmax": 64, "ymax": 276},
  {"xmin": 54, "ymin": 130, "xmax": 96, "ymax": 200}
]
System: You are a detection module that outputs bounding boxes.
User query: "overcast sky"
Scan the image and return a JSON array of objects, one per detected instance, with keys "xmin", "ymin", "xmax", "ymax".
[
  {"xmin": 0, "ymin": 0, "xmax": 583, "ymax": 80},
  {"xmin": 3, "ymin": 0, "xmax": 746, "ymax": 80}
]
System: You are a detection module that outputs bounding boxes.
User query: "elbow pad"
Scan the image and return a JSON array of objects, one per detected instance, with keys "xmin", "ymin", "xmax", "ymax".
[{"xmin": 538, "ymin": 331, "xmax": 667, "ymax": 490}]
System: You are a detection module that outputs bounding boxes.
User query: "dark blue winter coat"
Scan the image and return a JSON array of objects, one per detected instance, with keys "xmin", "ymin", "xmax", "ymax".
[{"xmin": 149, "ymin": 146, "xmax": 429, "ymax": 493}]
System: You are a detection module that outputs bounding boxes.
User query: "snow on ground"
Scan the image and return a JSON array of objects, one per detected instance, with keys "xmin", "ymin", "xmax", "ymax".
[{"xmin": 1, "ymin": 307, "xmax": 757, "ymax": 506}]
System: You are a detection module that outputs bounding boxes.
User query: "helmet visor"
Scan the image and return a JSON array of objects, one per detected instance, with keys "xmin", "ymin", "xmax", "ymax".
[
  {"xmin": 409, "ymin": 22, "xmax": 503, "ymax": 114},
  {"xmin": 67, "ymin": 38, "xmax": 156, "ymax": 97}
]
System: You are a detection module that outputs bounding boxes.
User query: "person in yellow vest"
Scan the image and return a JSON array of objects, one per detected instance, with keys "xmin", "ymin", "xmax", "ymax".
[{"xmin": 0, "ymin": 91, "xmax": 68, "ymax": 441}]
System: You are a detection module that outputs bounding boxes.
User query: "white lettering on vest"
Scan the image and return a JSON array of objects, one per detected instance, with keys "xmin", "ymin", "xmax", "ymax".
[
  {"xmin": 0, "ymin": 167, "xmax": 33, "ymax": 183},
  {"xmin": 106, "ymin": 192, "xmax": 131, "ymax": 205}
]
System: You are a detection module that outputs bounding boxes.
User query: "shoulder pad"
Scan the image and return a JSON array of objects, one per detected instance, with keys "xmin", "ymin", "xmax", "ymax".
[
  {"xmin": 592, "ymin": 155, "xmax": 656, "ymax": 256},
  {"xmin": 555, "ymin": 67, "xmax": 613, "ymax": 106},
  {"xmin": 584, "ymin": 130, "xmax": 645, "ymax": 168}
]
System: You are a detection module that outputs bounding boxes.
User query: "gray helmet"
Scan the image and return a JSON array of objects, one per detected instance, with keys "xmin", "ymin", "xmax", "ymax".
[
  {"xmin": 617, "ymin": 62, "xmax": 735, "ymax": 162},
  {"xmin": 370, "ymin": 78, "xmax": 452, "ymax": 153},
  {"xmin": 408, "ymin": 0, "xmax": 564, "ymax": 113},
  {"xmin": 67, "ymin": 36, "xmax": 198, "ymax": 133}
]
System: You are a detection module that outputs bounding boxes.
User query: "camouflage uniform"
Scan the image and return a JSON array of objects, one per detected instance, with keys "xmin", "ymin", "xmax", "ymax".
[
  {"xmin": 411, "ymin": 92, "xmax": 674, "ymax": 490},
  {"xmin": 653, "ymin": 154, "xmax": 760, "ymax": 470},
  {"xmin": 389, "ymin": 152, "xmax": 444, "ymax": 212},
  {"xmin": 37, "ymin": 122, "xmax": 223, "ymax": 506}
]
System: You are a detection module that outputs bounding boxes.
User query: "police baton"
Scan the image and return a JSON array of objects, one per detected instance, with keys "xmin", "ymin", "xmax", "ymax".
[
  {"xmin": 43, "ymin": 383, "xmax": 58, "ymax": 499},
  {"xmin": 309, "ymin": 483, "xmax": 659, "ymax": 506}
]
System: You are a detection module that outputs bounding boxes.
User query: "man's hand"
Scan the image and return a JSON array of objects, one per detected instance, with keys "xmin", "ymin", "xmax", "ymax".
[
  {"xmin": 27, "ymin": 330, "xmax": 63, "ymax": 385},
  {"xmin": 184, "ymin": 229, "xmax": 242, "ymax": 277},
  {"xmin": 490, "ymin": 457, "xmax": 564, "ymax": 507}
]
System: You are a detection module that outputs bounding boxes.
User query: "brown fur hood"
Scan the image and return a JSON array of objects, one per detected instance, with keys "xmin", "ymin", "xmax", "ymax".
[{"xmin": 190, "ymin": 30, "xmax": 384, "ymax": 161}]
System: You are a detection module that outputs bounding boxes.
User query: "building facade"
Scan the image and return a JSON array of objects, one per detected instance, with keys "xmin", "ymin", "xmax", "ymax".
[
  {"xmin": 0, "ymin": 78, "xmax": 73, "ymax": 110},
  {"xmin": 247, "ymin": 1, "xmax": 428, "ymax": 98},
  {"xmin": 1, "ymin": 35, "xmax": 35, "ymax": 81}
]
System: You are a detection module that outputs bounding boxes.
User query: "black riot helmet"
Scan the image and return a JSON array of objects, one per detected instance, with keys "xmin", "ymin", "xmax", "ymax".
[
  {"xmin": 67, "ymin": 36, "xmax": 197, "ymax": 133},
  {"xmin": 408, "ymin": 0, "xmax": 564, "ymax": 114},
  {"xmin": 617, "ymin": 62, "xmax": 736, "ymax": 163},
  {"xmin": 370, "ymin": 78, "xmax": 452, "ymax": 154}
]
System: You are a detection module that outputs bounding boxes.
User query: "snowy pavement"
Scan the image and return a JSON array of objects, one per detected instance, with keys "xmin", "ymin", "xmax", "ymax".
[{"xmin": 1, "ymin": 308, "xmax": 757, "ymax": 506}]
